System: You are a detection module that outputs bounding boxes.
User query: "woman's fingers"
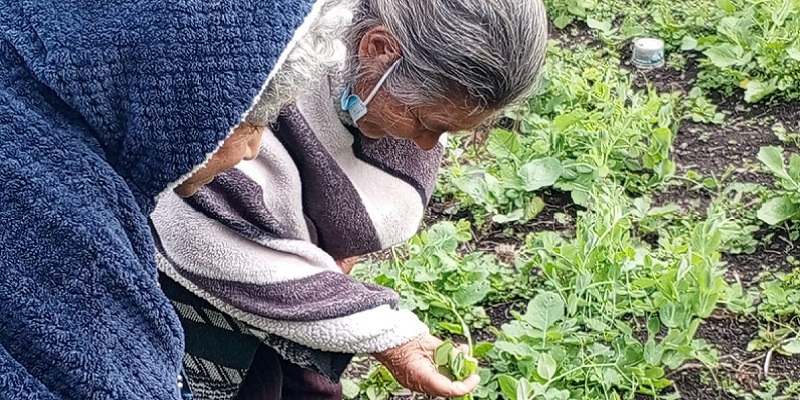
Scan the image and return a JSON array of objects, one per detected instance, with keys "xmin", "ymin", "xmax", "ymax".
[
  {"xmin": 414, "ymin": 367, "xmax": 480, "ymax": 398},
  {"xmin": 373, "ymin": 334, "xmax": 480, "ymax": 397}
]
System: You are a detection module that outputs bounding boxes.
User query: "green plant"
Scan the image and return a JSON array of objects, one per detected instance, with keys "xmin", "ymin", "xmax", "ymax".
[
  {"xmin": 434, "ymin": 341, "xmax": 479, "ymax": 400},
  {"xmin": 544, "ymin": 0, "xmax": 800, "ymax": 102},
  {"xmin": 772, "ymin": 123, "xmax": 800, "ymax": 146},
  {"xmin": 543, "ymin": 0, "xmax": 619, "ymax": 31},
  {"xmin": 352, "ymin": 220, "xmax": 525, "ymax": 335},
  {"xmin": 748, "ymin": 266, "xmax": 800, "ymax": 359},
  {"xmin": 349, "ymin": 9, "xmax": 800, "ymax": 398},
  {"xmin": 437, "ymin": 44, "xmax": 680, "ymax": 226},
  {"xmin": 756, "ymin": 146, "xmax": 800, "ymax": 225},
  {"xmin": 666, "ymin": 52, "xmax": 687, "ymax": 71},
  {"xmin": 726, "ymin": 377, "xmax": 800, "ymax": 400},
  {"xmin": 477, "ymin": 182, "xmax": 735, "ymax": 399},
  {"xmin": 637, "ymin": 176, "xmax": 764, "ymax": 255},
  {"xmin": 681, "ymin": 87, "xmax": 725, "ymax": 125},
  {"xmin": 682, "ymin": 0, "xmax": 800, "ymax": 102},
  {"xmin": 342, "ymin": 365, "xmax": 404, "ymax": 400}
]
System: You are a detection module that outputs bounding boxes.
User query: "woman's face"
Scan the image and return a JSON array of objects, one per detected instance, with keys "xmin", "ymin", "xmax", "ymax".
[
  {"xmin": 174, "ymin": 124, "xmax": 264, "ymax": 198},
  {"xmin": 353, "ymin": 84, "xmax": 494, "ymax": 151},
  {"xmin": 351, "ymin": 27, "xmax": 495, "ymax": 151}
]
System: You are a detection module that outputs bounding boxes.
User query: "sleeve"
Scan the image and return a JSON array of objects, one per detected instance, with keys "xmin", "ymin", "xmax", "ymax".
[
  {"xmin": 151, "ymin": 191, "xmax": 429, "ymax": 355},
  {"xmin": 0, "ymin": 345, "xmax": 59, "ymax": 400},
  {"xmin": 0, "ymin": 157, "xmax": 185, "ymax": 399}
]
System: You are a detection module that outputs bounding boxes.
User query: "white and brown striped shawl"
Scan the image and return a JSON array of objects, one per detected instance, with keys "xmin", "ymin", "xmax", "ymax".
[{"xmin": 150, "ymin": 75, "xmax": 445, "ymax": 355}]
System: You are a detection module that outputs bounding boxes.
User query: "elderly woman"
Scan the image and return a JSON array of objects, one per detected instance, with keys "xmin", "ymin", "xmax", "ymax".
[
  {"xmin": 0, "ymin": 0, "xmax": 347, "ymax": 398},
  {"xmin": 150, "ymin": 0, "xmax": 547, "ymax": 399}
]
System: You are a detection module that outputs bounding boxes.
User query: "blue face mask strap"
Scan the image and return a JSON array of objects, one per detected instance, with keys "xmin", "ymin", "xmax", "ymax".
[
  {"xmin": 362, "ymin": 58, "xmax": 402, "ymax": 106},
  {"xmin": 341, "ymin": 58, "xmax": 403, "ymax": 124}
]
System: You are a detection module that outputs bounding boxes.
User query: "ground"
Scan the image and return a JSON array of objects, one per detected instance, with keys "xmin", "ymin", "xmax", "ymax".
[{"xmin": 349, "ymin": 19, "xmax": 800, "ymax": 400}]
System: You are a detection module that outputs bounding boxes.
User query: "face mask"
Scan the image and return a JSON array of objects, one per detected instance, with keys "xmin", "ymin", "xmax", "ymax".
[{"xmin": 341, "ymin": 59, "xmax": 402, "ymax": 125}]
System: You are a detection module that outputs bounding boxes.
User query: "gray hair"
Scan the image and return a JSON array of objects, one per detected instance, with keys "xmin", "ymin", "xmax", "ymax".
[
  {"xmin": 345, "ymin": 0, "xmax": 548, "ymax": 111},
  {"xmin": 246, "ymin": 0, "xmax": 357, "ymax": 125}
]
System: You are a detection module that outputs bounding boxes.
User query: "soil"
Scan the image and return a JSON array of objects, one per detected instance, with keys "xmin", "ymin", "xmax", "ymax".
[
  {"xmin": 627, "ymin": 44, "xmax": 800, "ymax": 398},
  {"xmin": 366, "ymin": 23, "xmax": 800, "ymax": 400}
]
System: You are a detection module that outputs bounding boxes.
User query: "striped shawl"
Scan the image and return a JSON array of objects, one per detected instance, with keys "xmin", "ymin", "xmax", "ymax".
[{"xmin": 150, "ymin": 75, "xmax": 445, "ymax": 395}]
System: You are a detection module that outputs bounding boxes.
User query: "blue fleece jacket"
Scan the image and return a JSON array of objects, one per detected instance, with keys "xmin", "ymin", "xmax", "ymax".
[{"xmin": 0, "ymin": 1, "xmax": 316, "ymax": 398}]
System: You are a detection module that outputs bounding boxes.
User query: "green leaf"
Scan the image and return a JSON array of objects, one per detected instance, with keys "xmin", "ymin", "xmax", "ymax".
[
  {"xmin": 434, "ymin": 341, "xmax": 455, "ymax": 367},
  {"xmin": 716, "ymin": 0, "xmax": 736, "ymax": 13},
  {"xmin": 758, "ymin": 146, "xmax": 789, "ymax": 179},
  {"xmin": 524, "ymin": 196, "xmax": 546, "ymax": 220},
  {"xmin": 472, "ymin": 342, "xmax": 494, "ymax": 359},
  {"xmin": 523, "ymin": 292, "xmax": 566, "ymax": 331},
  {"xmin": 790, "ymin": 154, "xmax": 800, "ymax": 180},
  {"xmin": 516, "ymin": 379, "xmax": 533, "ymax": 400},
  {"xmin": 758, "ymin": 197, "xmax": 800, "ymax": 225},
  {"xmin": 426, "ymin": 222, "xmax": 461, "ymax": 252},
  {"xmin": 647, "ymin": 317, "xmax": 661, "ymax": 336},
  {"xmin": 518, "ymin": 158, "xmax": 563, "ymax": 192},
  {"xmin": 452, "ymin": 280, "xmax": 491, "ymax": 306},
  {"xmin": 492, "ymin": 208, "xmax": 526, "ymax": 224},
  {"xmin": 553, "ymin": 14, "xmax": 573, "ymax": 30},
  {"xmin": 487, "ymin": 129, "xmax": 522, "ymax": 159},
  {"xmin": 660, "ymin": 302, "xmax": 687, "ymax": 328},
  {"xmin": 537, "ymin": 353, "xmax": 557, "ymax": 381},
  {"xmin": 341, "ymin": 379, "xmax": 360, "ymax": 399},
  {"xmin": 782, "ymin": 337, "xmax": 800, "ymax": 354},
  {"xmin": 621, "ymin": 20, "xmax": 645, "ymax": 39},
  {"xmin": 704, "ymin": 43, "xmax": 745, "ymax": 68},
  {"xmin": 545, "ymin": 388, "xmax": 571, "ymax": 400},
  {"xmin": 772, "ymin": 0, "xmax": 795, "ymax": 25},
  {"xmin": 585, "ymin": 318, "xmax": 610, "ymax": 332},
  {"xmin": 644, "ymin": 366, "xmax": 665, "ymax": 380},
  {"xmin": 603, "ymin": 367, "xmax": 623, "ymax": 386},
  {"xmin": 681, "ymin": 36, "xmax": 698, "ymax": 51},
  {"xmin": 644, "ymin": 338, "xmax": 663, "ymax": 365},
  {"xmin": 652, "ymin": 127, "xmax": 674, "ymax": 148},
  {"xmin": 498, "ymin": 375, "xmax": 519, "ymax": 400},
  {"xmin": 450, "ymin": 352, "xmax": 465, "ymax": 379},
  {"xmin": 365, "ymin": 385, "xmax": 382, "ymax": 400},
  {"xmin": 439, "ymin": 322, "xmax": 465, "ymax": 335},
  {"xmin": 586, "ymin": 18, "xmax": 612, "ymax": 33},
  {"xmin": 787, "ymin": 47, "xmax": 800, "ymax": 61},
  {"xmin": 459, "ymin": 354, "xmax": 479, "ymax": 378},
  {"xmin": 552, "ymin": 113, "xmax": 581, "ymax": 133},
  {"xmin": 655, "ymin": 159, "xmax": 676, "ymax": 180},
  {"xmin": 744, "ymin": 80, "xmax": 776, "ymax": 103},
  {"xmin": 694, "ymin": 346, "xmax": 718, "ymax": 366}
]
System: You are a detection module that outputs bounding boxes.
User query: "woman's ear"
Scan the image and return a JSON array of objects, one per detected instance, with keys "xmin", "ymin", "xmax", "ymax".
[{"xmin": 357, "ymin": 25, "xmax": 401, "ymax": 75}]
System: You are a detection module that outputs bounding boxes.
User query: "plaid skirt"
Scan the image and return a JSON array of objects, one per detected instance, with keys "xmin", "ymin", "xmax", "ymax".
[{"xmin": 159, "ymin": 274, "xmax": 352, "ymax": 400}]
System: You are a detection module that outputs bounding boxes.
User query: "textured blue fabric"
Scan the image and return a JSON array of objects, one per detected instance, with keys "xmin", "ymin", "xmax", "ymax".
[{"xmin": 0, "ymin": 1, "xmax": 316, "ymax": 398}]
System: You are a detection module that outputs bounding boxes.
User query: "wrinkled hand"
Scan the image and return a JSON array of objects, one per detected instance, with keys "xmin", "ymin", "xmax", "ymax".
[{"xmin": 373, "ymin": 334, "xmax": 480, "ymax": 398}]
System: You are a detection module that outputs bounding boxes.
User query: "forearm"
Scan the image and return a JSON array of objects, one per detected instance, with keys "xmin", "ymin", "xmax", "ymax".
[{"xmin": 158, "ymin": 254, "xmax": 428, "ymax": 354}]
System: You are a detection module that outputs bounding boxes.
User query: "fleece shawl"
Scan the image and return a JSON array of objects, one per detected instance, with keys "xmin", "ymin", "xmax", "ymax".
[
  {"xmin": 0, "ymin": 1, "xmax": 321, "ymax": 399},
  {"xmin": 150, "ymin": 76, "xmax": 444, "ymax": 393}
]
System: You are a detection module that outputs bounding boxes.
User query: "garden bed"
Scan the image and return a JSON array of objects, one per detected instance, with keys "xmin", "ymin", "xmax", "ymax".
[{"xmin": 346, "ymin": 2, "xmax": 800, "ymax": 398}]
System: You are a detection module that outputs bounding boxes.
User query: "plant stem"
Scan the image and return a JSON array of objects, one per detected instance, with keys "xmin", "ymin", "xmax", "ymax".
[{"xmin": 448, "ymin": 298, "xmax": 474, "ymax": 356}]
